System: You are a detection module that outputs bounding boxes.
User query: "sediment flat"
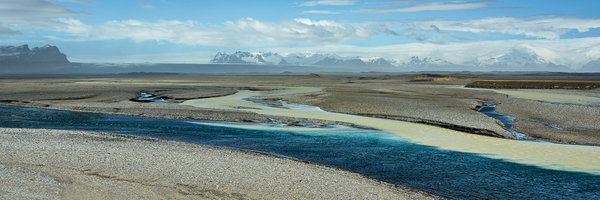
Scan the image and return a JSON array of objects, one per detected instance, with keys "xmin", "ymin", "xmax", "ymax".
[{"xmin": 0, "ymin": 128, "xmax": 435, "ymax": 200}]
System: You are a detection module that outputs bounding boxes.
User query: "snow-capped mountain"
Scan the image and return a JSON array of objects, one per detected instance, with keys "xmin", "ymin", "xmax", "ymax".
[
  {"xmin": 361, "ymin": 57, "xmax": 397, "ymax": 67},
  {"xmin": 392, "ymin": 56, "xmax": 463, "ymax": 71},
  {"xmin": 282, "ymin": 52, "xmax": 340, "ymax": 66},
  {"xmin": 404, "ymin": 56, "xmax": 454, "ymax": 66},
  {"xmin": 210, "ymin": 51, "xmax": 285, "ymax": 65},
  {"xmin": 464, "ymin": 47, "xmax": 571, "ymax": 71},
  {"xmin": 210, "ymin": 46, "xmax": 596, "ymax": 71},
  {"xmin": 210, "ymin": 51, "xmax": 395, "ymax": 68},
  {"xmin": 472, "ymin": 48, "xmax": 550, "ymax": 67},
  {"xmin": 580, "ymin": 59, "xmax": 600, "ymax": 72}
]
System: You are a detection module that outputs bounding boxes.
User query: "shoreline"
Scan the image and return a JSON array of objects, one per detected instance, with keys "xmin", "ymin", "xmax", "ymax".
[{"xmin": 0, "ymin": 127, "xmax": 437, "ymax": 199}]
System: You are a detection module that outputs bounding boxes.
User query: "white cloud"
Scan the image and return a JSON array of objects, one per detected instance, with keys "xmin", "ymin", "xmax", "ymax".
[
  {"xmin": 361, "ymin": 0, "xmax": 491, "ymax": 13},
  {"xmin": 0, "ymin": 0, "xmax": 81, "ymax": 34},
  {"xmin": 302, "ymin": 10, "xmax": 340, "ymax": 14},
  {"xmin": 55, "ymin": 18, "xmax": 91, "ymax": 33},
  {"xmin": 412, "ymin": 16, "xmax": 600, "ymax": 39},
  {"xmin": 300, "ymin": 0, "xmax": 358, "ymax": 6},
  {"xmin": 51, "ymin": 14, "xmax": 600, "ymax": 47},
  {"xmin": 58, "ymin": 18, "xmax": 371, "ymax": 47},
  {"xmin": 228, "ymin": 18, "xmax": 371, "ymax": 44}
]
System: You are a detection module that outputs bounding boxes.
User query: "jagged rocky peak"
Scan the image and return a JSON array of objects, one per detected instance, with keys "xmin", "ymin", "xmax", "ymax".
[{"xmin": 211, "ymin": 51, "xmax": 248, "ymax": 64}]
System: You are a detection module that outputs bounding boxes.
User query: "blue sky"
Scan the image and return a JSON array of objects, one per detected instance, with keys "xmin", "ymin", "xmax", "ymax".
[{"xmin": 1, "ymin": 0, "xmax": 600, "ymax": 68}]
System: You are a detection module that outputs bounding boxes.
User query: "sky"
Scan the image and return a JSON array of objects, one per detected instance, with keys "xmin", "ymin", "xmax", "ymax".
[{"xmin": 1, "ymin": 0, "xmax": 600, "ymax": 69}]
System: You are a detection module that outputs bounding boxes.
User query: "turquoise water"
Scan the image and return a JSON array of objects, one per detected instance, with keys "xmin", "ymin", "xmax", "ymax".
[{"xmin": 1, "ymin": 105, "xmax": 599, "ymax": 199}]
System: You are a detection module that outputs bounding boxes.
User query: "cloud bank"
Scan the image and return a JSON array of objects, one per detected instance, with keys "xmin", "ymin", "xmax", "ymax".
[
  {"xmin": 48, "ymin": 14, "xmax": 600, "ymax": 46},
  {"xmin": 56, "ymin": 18, "xmax": 372, "ymax": 47}
]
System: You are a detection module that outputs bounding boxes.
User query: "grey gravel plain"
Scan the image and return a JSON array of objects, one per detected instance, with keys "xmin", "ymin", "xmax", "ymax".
[{"xmin": 0, "ymin": 128, "xmax": 436, "ymax": 200}]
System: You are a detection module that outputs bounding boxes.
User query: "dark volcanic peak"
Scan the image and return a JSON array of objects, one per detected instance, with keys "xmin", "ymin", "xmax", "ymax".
[
  {"xmin": 0, "ymin": 44, "xmax": 70, "ymax": 73},
  {"xmin": 0, "ymin": 45, "xmax": 31, "ymax": 56},
  {"xmin": 0, "ymin": 44, "xmax": 70, "ymax": 65}
]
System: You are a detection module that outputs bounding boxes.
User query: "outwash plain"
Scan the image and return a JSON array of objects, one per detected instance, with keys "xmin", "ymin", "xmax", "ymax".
[{"xmin": 1, "ymin": 72, "xmax": 600, "ymax": 199}]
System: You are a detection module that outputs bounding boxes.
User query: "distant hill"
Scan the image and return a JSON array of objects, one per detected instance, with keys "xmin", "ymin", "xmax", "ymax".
[{"xmin": 0, "ymin": 45, "xmax": 70, "ymax": 73}]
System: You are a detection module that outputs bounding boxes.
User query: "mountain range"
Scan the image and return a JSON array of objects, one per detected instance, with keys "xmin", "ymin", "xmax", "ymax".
[
  {"xmin": 211, "ymin": 51, "xmax": 396, "ymax": 68},
  {"xmin": 210, "ymin": 48, "xmax": 599, "ymax": 71},
  {"xmin": 0, "ymin": 44, "xmax": 597, "ymax": 73}
]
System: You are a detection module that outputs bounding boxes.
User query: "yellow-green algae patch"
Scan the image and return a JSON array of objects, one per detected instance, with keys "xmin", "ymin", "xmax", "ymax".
[{"xmin": 183, "ymin": 87, "xmax": 600, "ymax": 174}]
